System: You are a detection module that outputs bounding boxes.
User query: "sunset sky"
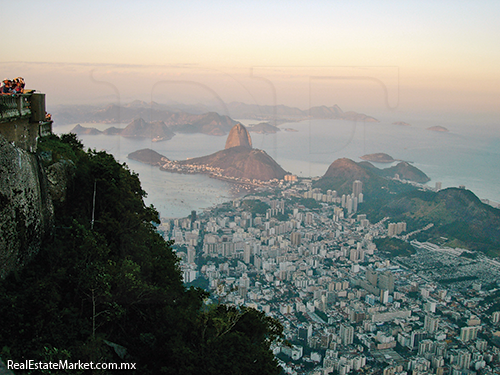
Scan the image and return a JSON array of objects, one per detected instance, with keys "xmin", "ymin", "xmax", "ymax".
[{"xmin": 2, "ymin": 1, "xmax": 499, "ymax": 116}]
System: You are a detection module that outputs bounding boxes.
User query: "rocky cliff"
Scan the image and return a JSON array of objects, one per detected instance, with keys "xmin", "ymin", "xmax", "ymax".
[
  {"xmin": 0, "ymin": 135, "xmax": 54, "ymax": 278},
  {"xmin": 225, "ymin": 123, "xmax": 252, "ymax": 149}
]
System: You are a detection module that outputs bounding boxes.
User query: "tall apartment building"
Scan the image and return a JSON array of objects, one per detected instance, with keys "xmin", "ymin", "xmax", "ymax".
[
  {"xmin": 460, "ymin": 326, "xmax": 480, "ymax": 342},
  {"xmin": 378, "ymin": 271, "xmax": 395, "ymax": 293},
  {"xmin": 492, "ymin": 311, "xmax": 500, "ymax": 324},
  {"xmin": 424, "ymin": 315, "xmax": 440, "ymax": 334},
  {"xmin": 340, "ymin": 323, "xmax": 354, "ymax": 346},
  {"xmin": 291, "ymin": 232, "xmax": 302, "ymax": 246},
  {"xmin": 352, "ymin": 180, "xmax": 363, "ymax": 199}
]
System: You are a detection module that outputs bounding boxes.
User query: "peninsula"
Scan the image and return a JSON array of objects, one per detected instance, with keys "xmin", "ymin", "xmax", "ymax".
[{"xmin": 129, "ymin": 123, "xmax": 288, "ymax": 185}]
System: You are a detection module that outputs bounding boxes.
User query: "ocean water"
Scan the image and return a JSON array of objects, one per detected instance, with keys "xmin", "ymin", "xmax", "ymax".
[{"xmin": 53, "ymin": 116, "xmax": 500, "ymax": 218}]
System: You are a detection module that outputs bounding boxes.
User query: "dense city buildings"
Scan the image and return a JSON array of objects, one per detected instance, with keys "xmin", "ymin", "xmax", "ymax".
[{"xmin": 158, "ymin": 178, "xmax": 500, "ymax": 375}]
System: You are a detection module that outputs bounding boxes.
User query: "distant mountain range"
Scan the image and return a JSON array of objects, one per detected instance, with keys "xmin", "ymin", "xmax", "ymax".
[
  {"xmin": 57, "ymin": 102, "xmax": 238, "ymax": 136},
  {"xmin": 51, "ymin": 100, "xmax": 379, "ymax": 134},
  {"xmin": 70, "ymin": 118, "xmax": 176, "ymax": 142},
  {"xmin": 224, "ymin": 102, "xmax": 379, "ymax": 123}
]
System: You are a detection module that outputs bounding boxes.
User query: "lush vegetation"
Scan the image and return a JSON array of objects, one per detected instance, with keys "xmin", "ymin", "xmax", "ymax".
[
  {"xmin": 241, "ymin": 199, "xmax": 270, "ymax": 216},
  {"xmin": 373, "ymin": 237, "xmax": 416, "ymax": 258},
  {"xmin": 0, "ymin": 134, "xmax": 283, "ymax": 374},
  {"xmin": 297, "ymin": 198, "xmax": 322, "ymax": 210},
  {"xmin": 361, "ymin": 188, "xmax": 500, "ymax": 256}
]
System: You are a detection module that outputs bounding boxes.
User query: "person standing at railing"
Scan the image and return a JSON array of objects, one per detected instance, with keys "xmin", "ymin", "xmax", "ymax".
[
  {"xmin": 1, "ymin": 79, "xmax": 15, "ymax": 95},
  {"xmin": 13, "ymin": 77, "xmax": 25, "ymax": 93}
]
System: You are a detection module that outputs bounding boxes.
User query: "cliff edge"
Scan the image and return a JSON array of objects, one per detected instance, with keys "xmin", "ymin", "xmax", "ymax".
[{"xmin": 0, "ymin": 135, "xmax": 54, "ymax": 278}]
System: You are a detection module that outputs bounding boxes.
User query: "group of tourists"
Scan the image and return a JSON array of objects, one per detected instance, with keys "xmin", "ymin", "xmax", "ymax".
[{"xmin": 1, "ymin": 77, "xmax": 25, "ymax": 95}]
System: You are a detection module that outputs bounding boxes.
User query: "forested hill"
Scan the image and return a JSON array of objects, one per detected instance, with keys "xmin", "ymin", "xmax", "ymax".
[
  {"xmin": 361, "ymin": 188, "xmax": 500, "ymax": 256},
  {"xmin": 0, "ymin": 134, "xmax": 282, "ymax": 374}
]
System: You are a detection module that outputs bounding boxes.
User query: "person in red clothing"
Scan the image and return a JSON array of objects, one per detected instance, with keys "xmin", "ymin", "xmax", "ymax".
[{"xmin": 13, "ymin": 77, "xmax": 25, "ymax": 93}]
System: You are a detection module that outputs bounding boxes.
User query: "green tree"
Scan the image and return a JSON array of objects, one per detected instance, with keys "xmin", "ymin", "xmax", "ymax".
[{"xmin": 0, "ymin": 134, "xmax": 283, "ymax": 374}]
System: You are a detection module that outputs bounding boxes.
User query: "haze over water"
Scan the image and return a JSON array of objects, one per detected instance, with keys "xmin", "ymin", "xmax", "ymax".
[{"xmin": 55, "ymin": 112, "xmax": 500, "ymax": 218}]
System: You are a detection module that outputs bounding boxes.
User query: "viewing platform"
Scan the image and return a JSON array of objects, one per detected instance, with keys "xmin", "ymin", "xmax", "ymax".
[{"xmin": 0, "ymin": 92, "xmax": 52, "ymax": 152}]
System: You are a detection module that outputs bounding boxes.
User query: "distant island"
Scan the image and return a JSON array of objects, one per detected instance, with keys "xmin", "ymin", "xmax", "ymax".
[
  {"xmin": 427, "ymin": 126, "xmax": 449, "ymax": 132},
  {"xmin": 71, "ymin": 124, "xmax": 102, "ymax": 135},
  {"xmin": 247, "ymin": 122, "xmax": 280, "ymax": 134},
  {"xmin": 392, "ymin": 121, "xmax": 411, "ymax": 126},
  {"xmin": 128, "ymin": 148, "xmax": 169, "ymax": 166},
  {"xmin": 360, "ymin": 153, "xmax": 397, "ymax": 163}
]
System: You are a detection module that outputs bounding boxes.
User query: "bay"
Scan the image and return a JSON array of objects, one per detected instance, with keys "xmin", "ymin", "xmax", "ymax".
[{"xmin": 53, "ymin": 115, "xmax": 500, "ymax": 219}]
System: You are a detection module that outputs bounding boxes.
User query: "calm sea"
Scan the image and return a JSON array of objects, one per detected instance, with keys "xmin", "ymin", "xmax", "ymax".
[{"xmin": 54, "ymin": 115, "xmax": 500, "ymax": 218}]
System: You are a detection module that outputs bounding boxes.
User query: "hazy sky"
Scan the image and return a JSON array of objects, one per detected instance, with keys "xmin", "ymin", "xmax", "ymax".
[{"xmin": 2, "ymin": 1, "xmax": 499, "ymax": 115}]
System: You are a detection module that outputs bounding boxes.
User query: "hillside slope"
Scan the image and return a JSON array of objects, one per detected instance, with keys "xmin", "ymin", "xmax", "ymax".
[{"xmin": 363, "ymin": 188, "xmax": 500, "ymax": 255}]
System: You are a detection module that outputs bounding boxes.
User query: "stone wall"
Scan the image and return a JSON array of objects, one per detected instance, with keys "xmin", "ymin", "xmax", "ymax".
[
  {"xmin": 0, "ymin": 93, "xmax": 50, "ymax": 152},
  {"xmin": 0, "ymin": 118, "xmax": 39, "ymax": 153}
]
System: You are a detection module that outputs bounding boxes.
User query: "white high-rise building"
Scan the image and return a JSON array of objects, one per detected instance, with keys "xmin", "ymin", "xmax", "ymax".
[
  {"xmin": 388, "ymin": 223, "xmax": 397, "ymax": 237},
  {"xmin": 346, "ymin": 196, "xmax": 353, "ymax": 214},
  {"xmin": 340, "ymin": 323, "xmax": 354, "ymax": 346},
  {"xmin": 492, "ymin": 311, "xmax": 500, "ymax": 324},
  {"xmin": 352, "ymin": 180, "xmax": 363, "ymax": 199},
  {"xmin": 460, "ymin": 326, "xmax": 480, "ymax": 342},
  {"xmin": 424, "ymin": 315, "xmax": 439, "ymax": 333},
  {"xmin": 187, "ymin": 246, "xmax": 196, "ymax": 264}
]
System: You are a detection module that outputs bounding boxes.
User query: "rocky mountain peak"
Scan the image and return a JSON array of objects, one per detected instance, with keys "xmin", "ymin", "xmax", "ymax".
[{"xmin": 225, "ymin": 123, "xmax": 252, "ymax": 150}]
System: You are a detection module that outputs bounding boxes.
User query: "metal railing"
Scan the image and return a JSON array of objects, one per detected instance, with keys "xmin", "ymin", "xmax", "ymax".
[{"xmin": 0, "ymin": 94, "xmax": 32, "ymax": 122}]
